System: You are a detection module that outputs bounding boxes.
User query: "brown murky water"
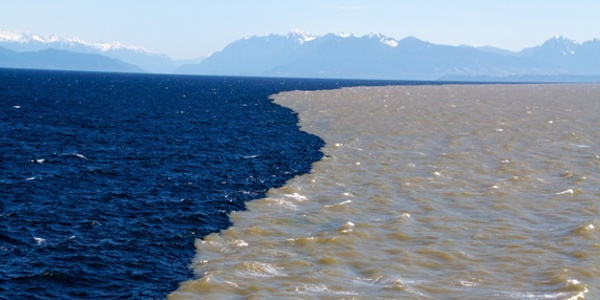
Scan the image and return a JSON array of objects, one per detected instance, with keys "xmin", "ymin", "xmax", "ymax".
[{"xmin": 170, "ymin": 84, "xmax": 600, "ymax": 299}]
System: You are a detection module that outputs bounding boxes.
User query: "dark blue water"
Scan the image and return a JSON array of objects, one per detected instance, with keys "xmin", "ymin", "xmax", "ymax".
[{"xmin": 0, "ymin": 69, "xmax": 415, "ymax": 299}]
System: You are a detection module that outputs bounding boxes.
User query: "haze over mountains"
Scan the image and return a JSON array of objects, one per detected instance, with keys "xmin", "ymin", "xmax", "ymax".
[
  {"xmin": 1, "ymin": 30, "xmax": 599, "ymax": 81},
  {"xmin": 0, "ymin": 30, "xmax": 188, "ymax": 73}
]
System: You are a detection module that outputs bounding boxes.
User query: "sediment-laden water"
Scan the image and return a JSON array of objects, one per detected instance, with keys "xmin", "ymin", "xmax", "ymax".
[
  {"xmin": 171, "ymin": 84, "xmax": 600, "ymax": 299},
  {"xmin": 0, "ymin": 69, "xmax": 404, "ymax": 299}
]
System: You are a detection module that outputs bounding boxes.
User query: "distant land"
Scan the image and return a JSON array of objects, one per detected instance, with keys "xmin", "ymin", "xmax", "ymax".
[
  {"xmin": 0, "ymin": 30, "xmax": 192, "ymax": 73},
  {"xmin": 0, "ymin": 47, "xmax": 142, "ymax": 73},
  {"xmin": 2, "ymin": 30, "xmax": 600, "ymax": 82}
]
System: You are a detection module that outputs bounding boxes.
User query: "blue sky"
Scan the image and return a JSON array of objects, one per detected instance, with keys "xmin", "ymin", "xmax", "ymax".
[{"xmin": 2, "ymin": 0, "xmax": 599, "ymax": 59}]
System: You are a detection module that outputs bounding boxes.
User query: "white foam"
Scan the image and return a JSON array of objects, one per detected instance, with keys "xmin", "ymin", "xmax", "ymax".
[
  {"xmin": 338, "ymin": 221, "xmax": 355, "ymax": 233},
  {"xmin": 555, "ymin": 189, "xmax": 574, "ymax": 195},
  {"xmin": 33, "ymin": 237, "xmax": 46, "ymax": 245},
  {"xmin": 268, "ymin": 198, "xmax": 298, "ymax": 210},
  {"xmin": 325, "ymin": 200, "xmax": 352, "ymax": 208},
  {"xmin": 284, "ymin": 193, "xmax": 307, "ymax": 201},
  {"xmin": 295, "ymin": 284, "xmax": 358, "ymax": 296},
  {"xmin": 228, "ymin": 239, "xmax": 248, "ymax": 247},
  {"xmin": 238, "ymin": 262, "xmax": 286, "ymax": 278},
  {"xmin": 565, "ymin": 279, "xmax": 588, "ymax": 300},
  {"xmin": 460, "ymin": 280, "xmax": 479, "ymax": 287},
  {"xmin": 570, "ymin": 144, "xmax": 590, "ymax": 148},
  {"xmin": 73, "ymin": 153, "xmax": 87, "ymax": 159}
]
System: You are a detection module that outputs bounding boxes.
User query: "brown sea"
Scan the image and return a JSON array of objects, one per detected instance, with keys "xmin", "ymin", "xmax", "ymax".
[{"xmin": 170, "ymin": 84, "xmax": 600, "ymax": 299}]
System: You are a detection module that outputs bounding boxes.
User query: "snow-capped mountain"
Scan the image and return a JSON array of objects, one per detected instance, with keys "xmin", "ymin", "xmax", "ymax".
[
  {"xmin": 0, "ymin": 30, "xmax": 177, "ymax": 73},
  {"xmin": 2, "ymin": 29, "xmax": 599, "ymax": 81},
  {"xmin": 517, "ymin": 36, "xmax": 600, "ymax": 75},
  {"xmin": 0, "ymin": 30, "xmax": 148, "ymax": 52},
  {"xmin": 287, "ymin": 29, "xmax": 317, "ymax": 44},
  {"xmin": 177, "ymin": 32, "xmax": 600, "ymax": 81}
]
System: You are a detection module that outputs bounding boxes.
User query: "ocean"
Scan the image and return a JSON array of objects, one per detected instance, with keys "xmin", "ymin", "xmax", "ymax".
[
  {"xmin": 0, "ymin": 69, "xmax": 405, "ymax": 299},
  {"xmin": 2, "ymin": 70, "xmax": 599, "ymax": 299},
  {"xmin": 171, "ymin": 84, "xmax": 600, "ymax": 299}
]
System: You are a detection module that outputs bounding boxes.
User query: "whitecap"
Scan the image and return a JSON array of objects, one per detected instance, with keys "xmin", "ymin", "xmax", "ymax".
[
  {"xmin": 73, "ymin": 153, "xmax": 87, "ymax": 159},
  {"xmin": 555, "ymin": 189, "xmax": 574, "ymax": 195},
  {"xmin": 228, "ymin": 239, "xmax": 248, "ymax": 247},
  {"xmin": 324, "ymin": 200, "xmax": 352, "ymax": 208},
  {"xmin": 33, "ymin": 237, "xmax": 46, "ymax": 246},
  {"xmin": 237, "ymin": 261, "xmax": 286, "ymax": 278},
  {"xmin": 284, "ymin": 193, "xmax": 307, "ymax": 201},
  {"xmin": 459, "ymin": 280, "xmax": 479, "ymax": 287},
  {"xmin": 266, "ymin": 198, "xmax": 297, "ymax": 210},
  {"xmin": 12, "ymin": 105, "xmax": 21, "ymax": 109},
  {"xmin": 570, "ymin": 143, "xmax": 590, "ymax": 148},
  {"xmin": 294, "ymin": 284, "xmax": 358, "ymax": 296},
  {"xmin": 338, "ymin": 221, "xmax": 355, "ymax": 233}
]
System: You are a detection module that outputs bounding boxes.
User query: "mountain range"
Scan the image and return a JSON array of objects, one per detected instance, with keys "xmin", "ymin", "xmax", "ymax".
[
  {"xmin": 178, "ymin": 31, "xmax": 600, "ymax": 81},
  {"xmin": 0, "ymin": 47, "xmax": 142, "ymax": 73},
  {"xmin": 0, "ymin": 30, "xmax": 188, "ymax": 73},
  {"xmin": 2, "ymin": 30, "xmax": 600, "ymax": 81}
]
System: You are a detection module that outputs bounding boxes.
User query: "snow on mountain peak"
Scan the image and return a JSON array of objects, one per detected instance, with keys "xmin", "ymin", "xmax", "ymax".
[
  {"xmin": 364, "ymin": 32, "xmax": 398, "ymax": 47},
  {"xmin": 0, "ymin": 29, "xmax": 20, "ymax": 41},
  {"xmin": 380, "ymin": 37, "xmax": 398, "ymax": 47},
  {"xmin": 368, "ymin": 32, "xmax": 383, "ymax": 39},
  {"xmin": 381, "ymin": 39, "xmax": 398, "ymax": 47},
  {"xmin": 287, "ymin": 29, "xmax": 317, "ymax": 44},
  {"xmin": 337, "ymin": 32, "xmax": 352, "ymax": 38},
  {"xmin": 0, "ymin": 29, "xmax": 151, "ymax": 53}
]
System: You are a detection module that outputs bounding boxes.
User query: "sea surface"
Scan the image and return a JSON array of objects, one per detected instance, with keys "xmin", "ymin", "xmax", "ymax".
[
  {"xmin": 0, "ymin": 69, "xmax": 406, "ymax": 299},
  {"xmin": 170, "ymin": 84, "xmax": 600, "ymax": 299}
]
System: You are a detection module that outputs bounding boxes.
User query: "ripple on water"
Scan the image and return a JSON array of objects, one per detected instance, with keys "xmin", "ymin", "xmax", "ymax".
[{"xmin": 170, "ymin": 84, "xmax": 600, "ymax": 299}]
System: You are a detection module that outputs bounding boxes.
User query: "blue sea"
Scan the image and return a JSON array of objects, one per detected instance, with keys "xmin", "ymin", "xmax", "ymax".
[{"xmin": 0, "ymin": 69, "xmax": 413, "ymax": 299}]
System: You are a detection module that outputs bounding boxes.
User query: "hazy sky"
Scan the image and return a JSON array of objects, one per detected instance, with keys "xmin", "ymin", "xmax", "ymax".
[{"xmin": 2, "ymin": 0, "xmax": 599, "ymax": 59}]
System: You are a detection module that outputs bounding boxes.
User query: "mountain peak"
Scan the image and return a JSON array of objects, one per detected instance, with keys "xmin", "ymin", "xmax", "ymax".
[
  {"xmin": 540, "ymin": 35, "xmax": 579, "ymax": 56},
  {"xmin": 286, "ymin": 29, "xmax": 317, "ymax": 44},
  {"xmin": 0, "ymin": 29, "xmax": 178, "ymax": 73},
  {"xmin": 367, "ymin": 32, "xmax": 384, "ymax": 39},
  {"xmin": 0, "ymin": 29, "xmax": 20, "ymax": 41},
  {"xmin": 0, "ymin": 29, "xmax": 151, "ymax": 53},
  {"xmin": 544, "ymin": 35, "xmax": 578, "ymax": 47},
  {"xmin": 337, "ymin": 32, "xmax": 353, "ymax": 38},
  {"xmin": 363, "ymin": 33, "xmax": 398, "ymax": 47}
]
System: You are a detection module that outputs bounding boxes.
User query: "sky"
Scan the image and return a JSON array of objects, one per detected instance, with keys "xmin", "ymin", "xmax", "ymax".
[{"xmin": 2, "ymin": 0, "xmax": 599, "ymax": 59}]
